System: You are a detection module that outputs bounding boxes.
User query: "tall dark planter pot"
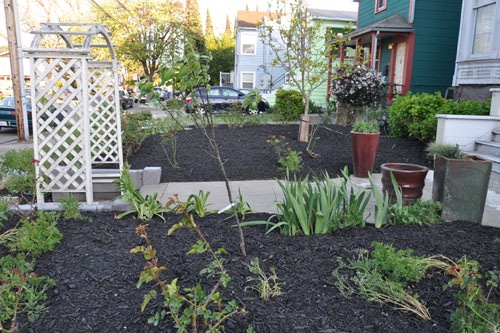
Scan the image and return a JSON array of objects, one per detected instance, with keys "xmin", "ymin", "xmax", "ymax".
[
  {"xmin": 432, "ymin": 155, "xmax": 492, "ymax": 223},
  {"xmin": 351, "ymin": 132, "xmax": 380, "ymax": 178},
  {"xmin": 381, "ymin": 163, "xmax": 429, "ymax": 205}
]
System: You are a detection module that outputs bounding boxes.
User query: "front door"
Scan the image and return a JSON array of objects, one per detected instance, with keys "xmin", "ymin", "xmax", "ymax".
[{"xmin": 393, "ymin": 42, "xmax": 406, "ymax": 95}]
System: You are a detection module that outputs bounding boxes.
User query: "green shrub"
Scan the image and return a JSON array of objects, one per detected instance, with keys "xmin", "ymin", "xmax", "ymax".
[
  {"xmin": 13, "ymin": 211, "xmax": 63, "ymax": 259},
  {"xmin": 388, "ymin": 92, "xmax": 491, "ymax": 142},
  {"xmin": 274, "ymin": 89, "xmax": 304, "ymax": 121},
  {"xmin": 0, "ymin": 148, "xmax": 36, "ymax": 194},
  {"xmin": 121, "ymin": 110, "xmax": 153, "ymax": 156}
]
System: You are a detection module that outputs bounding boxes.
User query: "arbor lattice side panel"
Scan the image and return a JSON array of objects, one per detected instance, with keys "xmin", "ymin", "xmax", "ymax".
[{"xmin": 31, "ymin": 55, "xmax": 92, "ymax": 202}]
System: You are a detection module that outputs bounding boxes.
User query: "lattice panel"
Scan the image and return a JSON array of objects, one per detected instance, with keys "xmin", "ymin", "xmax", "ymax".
[
  {"xmin": 32, "ymin": 56, "xmax": 90, "ymax": 198},
  {"xmin": 88, "ymin": 63, "xmax": 122, "ymax": 164}
]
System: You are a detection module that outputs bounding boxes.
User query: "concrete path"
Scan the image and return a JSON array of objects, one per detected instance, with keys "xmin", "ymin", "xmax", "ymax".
[
  {"xmin": 140, "ymin": 172, "xmax": 500, "ymax": 228},
  {"xmin": 1, "ymin": 129, "xmax": 499, "ymax": 228}
]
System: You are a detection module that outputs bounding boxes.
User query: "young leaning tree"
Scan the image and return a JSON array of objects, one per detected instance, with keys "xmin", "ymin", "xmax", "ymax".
[{"xmin": 260, "ymin": 0, "xmax": 341, "ymax": 142}]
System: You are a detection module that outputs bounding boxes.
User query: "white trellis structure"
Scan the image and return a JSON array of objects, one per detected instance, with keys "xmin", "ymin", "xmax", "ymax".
[{"xmin": 25, "ymin": 23, "xmax": 123, "ymax": 204}]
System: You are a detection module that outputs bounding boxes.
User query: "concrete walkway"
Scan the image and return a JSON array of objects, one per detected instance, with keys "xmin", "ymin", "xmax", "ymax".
[
  {"xmin": 140, "ymin": 172, "xmax": 500, "ymax": 228},
  {"xmin": 1, "ymin": 135, "xmax": 499, "ymax": 228}
]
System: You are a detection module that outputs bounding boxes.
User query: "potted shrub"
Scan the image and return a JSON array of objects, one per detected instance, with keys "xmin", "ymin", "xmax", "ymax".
[
  {"xmin": 351, "ymin": 120, "xmax": 380, "ymax": 178},
  {"xmin": 426, "ymin": 142, "xmax": 492, "ymax": 223}
]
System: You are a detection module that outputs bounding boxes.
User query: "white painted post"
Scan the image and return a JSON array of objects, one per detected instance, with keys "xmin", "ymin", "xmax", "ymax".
[{"xmin": 490, "ymin": 88, "xmax": 500, "ymax": 116}]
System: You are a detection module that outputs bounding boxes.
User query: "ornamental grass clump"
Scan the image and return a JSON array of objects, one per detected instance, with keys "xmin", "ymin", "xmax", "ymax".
[
  {"xmin": 425, "ymin": 142, "xmax": 465, "ymax": 159},
  {"xmin": 333, "ymin": 242, "xmax": 452, "ymax": 320}
]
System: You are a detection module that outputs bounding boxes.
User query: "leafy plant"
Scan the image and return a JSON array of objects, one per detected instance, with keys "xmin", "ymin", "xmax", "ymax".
[
  {"xmin": 388, "ymin": 199, "xmax": 442, "ymax": 226},
  {"xmin": 351, "ymin": 120, "xmax": 380, "ymax": 133},
  {"xmin": 445, "ymin": 257, "xmax": 500, "ymax": 333},
  {"xmin": 245, "ymin": 257, "xmax": 283, "ymax": 301},
  {"xmin": 387, "ymin": 92, "xmax": 489, "ymax": 143},
  {"xmin": 115, "ymin": 163, "xmax": 169, "ymax": 222},
  {"xmin": 368, "ymin": 173, "xmax": 391, "ymax": 228},
  {"xmin": 333, "ymin": 242, "xmax": 451, "ymax": 320},
  {"xmin": 331, "ymin": 62, "xmax": 385, "ymax": 110},
  {"xmin": 121, "ymin": 110, "xmax": 153, "ymax": 156},
  {"xmin": 11, "ymin": 211, "xmax": 63, "ymax": 259},
  {"xmin": 223, "ymin": 189, "xmax": 252, "ymax": 223},
  {"xmin": 244, "ymin": 168, "xmax": 369, "ymax": 235},
  {"xmin": 59, "ymin": 194, "xmax": 88, "ymax": 221},
  {"xmin": 186, "ymin": 190, "xmax": 212, "ymax": 217},
  {"xmin": 426, "ymin": 142, "xmax": 464, "ymax": 159},
  {"xmin": 267, "ymin": 134, "xmax": 303, "ymax": 173},
  {"xmin": 242, "ymin": 88, "xmax": 264, "ymax": 115},
  {"xmin": 0, "ymin": 148, "xmax": 36, "ymax": 195},
  {"xmin": 0, "ymin": 197, "xmax": 9, "ymax": 226},
  {"xmin": 131, "ymin": 211, "xmax": 244, "ymax": 331},
  {"xmin": 0, "ymin": 253, "xmax": 55, "ymax": 332},
  {"xmin": 274, "ymin": 89, "xmax": 304, "ymax": 121},
  {"xmin": 160, "ymin": 128, "xmax": 179, "ymax": 168}
]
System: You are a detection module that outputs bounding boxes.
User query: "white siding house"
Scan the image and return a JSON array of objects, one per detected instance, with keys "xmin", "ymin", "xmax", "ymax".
[
  {"xmin": 233, "ymin": 11, "xmax": 288, "ymax": 93},
  {"xmin": 452, "ymin": 0, "xmax": 500, "ymax": 100}
]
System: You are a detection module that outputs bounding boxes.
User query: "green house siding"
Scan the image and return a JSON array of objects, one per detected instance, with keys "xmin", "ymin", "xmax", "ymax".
[
  {"xmin": 411, "ymin": 0, "xmax": 461, "ymax": 94},
  {"xmin": 358, "ymin": 1, "xmax": 409, "ymax": 28}
]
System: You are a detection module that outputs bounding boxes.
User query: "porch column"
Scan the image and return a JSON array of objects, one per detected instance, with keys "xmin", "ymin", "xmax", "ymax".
[{"xmin": 490, "ymin": 88, "xmax": 500, "ymax": 116}]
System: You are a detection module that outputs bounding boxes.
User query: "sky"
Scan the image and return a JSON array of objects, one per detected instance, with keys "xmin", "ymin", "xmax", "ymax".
[
  {"xmin": 198, "ymin": 0, "xmax": 359, "ymax": 35},
  {"xmin": 0, "ymin": 0, "xmax": 359, "ymax": 46}
]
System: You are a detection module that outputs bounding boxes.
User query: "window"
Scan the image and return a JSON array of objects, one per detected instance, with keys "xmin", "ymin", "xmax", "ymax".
[
  {"xmin": 375, "ymin": 0, "xmax": 387, "ymax": 13},
  {"xmin": 241, "ymin": 72, "xmax": 255, "ymax": 89},
  {"xmin": 241, "ymin": 33, "xmax": 257, "ymax": 55},
  {"xmin": 284, "ymin": 72, "xmax": 291, "ymax": 85},
  {"xmin": 472, "ymin": 0, "xmax": 496, "ymax": 55}
]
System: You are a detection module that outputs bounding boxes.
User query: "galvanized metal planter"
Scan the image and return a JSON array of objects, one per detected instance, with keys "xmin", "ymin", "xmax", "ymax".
[{"xmin": 432, "ymin": 155, "xmax": 492, "ymax": 223}]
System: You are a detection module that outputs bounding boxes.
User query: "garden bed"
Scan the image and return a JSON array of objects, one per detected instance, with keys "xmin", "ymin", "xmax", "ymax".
[{"xmin": 2, "ymin": 124, "xmax": 499, "ymax": 332}]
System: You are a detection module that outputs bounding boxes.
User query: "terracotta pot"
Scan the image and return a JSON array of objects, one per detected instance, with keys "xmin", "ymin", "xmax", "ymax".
[
  {"xmin": 432, "ymin": 155, "xmax": 492, "ymax": 223},
  {"xmin": 381, "ymin": 163, "xmax": 429, "ymax": 205},
  {"xmin": 351, "ymin": 132, "xmax": 380, "ymax": 178}
]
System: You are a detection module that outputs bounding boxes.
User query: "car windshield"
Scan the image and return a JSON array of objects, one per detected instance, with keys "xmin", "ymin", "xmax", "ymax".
[{"xmin": 0, "ymin": 97, "xmax": 15, "ymax": 107}]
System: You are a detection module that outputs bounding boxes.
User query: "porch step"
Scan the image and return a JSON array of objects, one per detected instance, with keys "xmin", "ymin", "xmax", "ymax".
[
  {"xmin": 475, "ymin": 140, "xmax": 500, "ymax": 157},
  {"xmin": 464, "ymin": 151, "xmax": 500, "ymax": 193},
  {"xmin": 493, "ymin": 129, "xmax": 500, "ymax": 143}
]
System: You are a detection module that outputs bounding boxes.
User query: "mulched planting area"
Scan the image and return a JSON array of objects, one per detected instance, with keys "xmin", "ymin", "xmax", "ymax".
[
  {"xmin": 126, "ymin": 124, "xmax": 433, "ymax": 182},
  {"xmin": 2, "ymin": 123, "xmax": 498, "ymax": 332},
  {"xmin": 14, "ymin": 213, "xmax": 500, "ymax": 332}
]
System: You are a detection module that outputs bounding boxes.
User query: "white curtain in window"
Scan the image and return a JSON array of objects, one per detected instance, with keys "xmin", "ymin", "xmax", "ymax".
[{"xmin": 473, "ymin": 2, "xmax": 496, "ymax": 54}]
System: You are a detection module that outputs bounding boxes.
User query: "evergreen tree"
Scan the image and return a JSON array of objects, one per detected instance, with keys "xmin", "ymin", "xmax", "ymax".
[
  {"xmin": 185, "ymin": 0, "xmax": 205, "ymax": 53},
  {"xmin": 206, "ymin": 9, "xmax": 214, "ymax": 36},
  {"xmin": 224, "ymin": 16, "xmax": 232, "ymax": 37}
]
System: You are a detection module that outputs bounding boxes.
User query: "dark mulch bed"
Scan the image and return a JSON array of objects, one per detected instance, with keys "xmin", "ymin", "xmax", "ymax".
[
  {"xmin": 126, "ymin": 124, "xmax": 433, "ymax": 182},
  {"xmin": 2, "ymin": 124, "xmax": 498, "ymax": 332}
]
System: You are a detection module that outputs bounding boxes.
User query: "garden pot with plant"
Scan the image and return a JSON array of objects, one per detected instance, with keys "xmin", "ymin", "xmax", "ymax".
[
  {"xmin": 381, "ymin": 163, "xmax": 429, "ymax": 205},
  {"xmin": 426, "ymin": 142, "xmax": 492, "ymax": 223},
  {"xmin": 351, "ymin": 120, "xmax": 380, "ymax": 178}
]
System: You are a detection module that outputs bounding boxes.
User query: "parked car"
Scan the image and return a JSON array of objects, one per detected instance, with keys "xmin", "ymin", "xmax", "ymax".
[
  {"xmin": 185, "ymin": 86, "xmax": 270, "ymax": 115},
  {"xmin": 0, "ymin": 96, "xmax": 32, "ymax": 130},
  {"xmin": 118, "ymin": 90, "xmax": 134, "ymax": 109}
]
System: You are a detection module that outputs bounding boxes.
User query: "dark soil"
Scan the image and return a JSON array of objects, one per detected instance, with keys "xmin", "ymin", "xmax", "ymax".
[
  {"xmin": 126, "ymin": 124, "xmax": 433, "ymax": 182},
  {"xmin": 2, "ymin": 124, "xmax": 498, "ymax": 332}
]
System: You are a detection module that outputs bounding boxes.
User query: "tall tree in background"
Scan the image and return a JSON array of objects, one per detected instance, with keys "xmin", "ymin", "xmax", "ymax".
[
  {"xmin": 185, "ymin": 0, "xmax": 205, "ymax": 53},
  {"xmin": 91, "ymin": 0, "xmax": 184, "ymax": 83},
  {"xmin": 260, "ymin": 0, "xmax": 340, "ymax": 142},
  {"xmin": 205, "ymin": 9, "xmax": 214, "ymax": 36},
  {"xmin": 205, "ymin": 26, "xmax": 235, "ymax": 86},
  {"xmin": 224, "ymin": 16, "xmax": 232, "ymax": 36}
]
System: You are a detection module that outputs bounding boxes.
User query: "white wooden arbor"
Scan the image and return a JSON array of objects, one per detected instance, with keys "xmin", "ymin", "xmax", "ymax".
[{"xmin": 25, "ymin": 23, "xmax": 123, "ymax": 204}]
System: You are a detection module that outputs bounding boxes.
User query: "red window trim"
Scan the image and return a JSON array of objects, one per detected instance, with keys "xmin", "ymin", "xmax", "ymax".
[{"xmin": 375, "ymin": 0, "xmax": 387, "ymax": 13}]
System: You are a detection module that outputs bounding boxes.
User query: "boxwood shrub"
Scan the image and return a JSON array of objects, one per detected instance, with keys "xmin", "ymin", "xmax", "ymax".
[
  {"xmin": 388, "ymin": 92, "xmax": 490, "ymax": 142},
  {"xmin": 275, "ymin": 89, "xmax": 304, "ymax": 121}
]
